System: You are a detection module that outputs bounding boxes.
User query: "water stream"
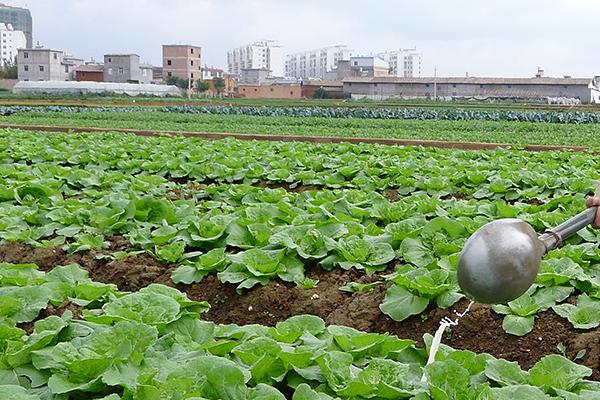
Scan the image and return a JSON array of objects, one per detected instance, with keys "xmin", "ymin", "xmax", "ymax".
[{"xmin": 421, "ymin": 300, "xmax": 475, "ymax": 383}]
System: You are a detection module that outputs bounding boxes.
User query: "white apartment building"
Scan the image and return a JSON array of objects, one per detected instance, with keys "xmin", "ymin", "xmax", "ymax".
[
  {"xmin": 0, "ymin": 23, "xmax": 25, "ymax": 67},
  {"xmin": 377, "ymin": 48, "xmax": 422, "ymax": 78},
  {"xmin": 227, "ymin": 40, "xmax": 284, "ymax": 77},
  {"xmin": 285, "ymin": 45, "xmax": 353, "ymax": 79}
]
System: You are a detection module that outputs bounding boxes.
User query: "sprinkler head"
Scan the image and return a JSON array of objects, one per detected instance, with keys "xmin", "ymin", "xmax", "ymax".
[{"xmin": 457, "ymin": 219, "xmax": 544, "ymax": 304}]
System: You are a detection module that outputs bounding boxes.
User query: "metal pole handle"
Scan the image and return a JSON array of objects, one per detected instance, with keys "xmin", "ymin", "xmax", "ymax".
[{"xmin": 539, "ymin": 179, "xmax": 600, "ymax": 254}]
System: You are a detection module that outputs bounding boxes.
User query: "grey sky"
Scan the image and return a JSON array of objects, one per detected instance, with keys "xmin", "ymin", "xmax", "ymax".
[{"xmin": 11, "ymin": 0, "xmax": 600, "ymax": 77}]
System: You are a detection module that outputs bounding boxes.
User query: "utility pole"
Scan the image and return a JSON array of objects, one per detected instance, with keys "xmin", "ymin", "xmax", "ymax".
[
  {"xmin": 433, "ymin": 66, "xmax": 437, "ymax": 101},
  {"xmin": 188, "ymin": 74, "xmax": 192, "ymax": 100}
]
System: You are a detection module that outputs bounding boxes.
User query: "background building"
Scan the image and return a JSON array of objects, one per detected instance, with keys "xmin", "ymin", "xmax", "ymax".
[
  {"xmin": 17, "ymin": 48, "xmax": 82, "ymax": 81},
  {"xmin": 201, "ymin": 66, "xmax": 223, "ymax": 80},
  {"xmin": 227, "ymin": 40, "xmax": 284, "ymax": 77},
  {"xmin": 377, "ymin": 48, "xmax": 422, "ymax": 77},
  {"xmin": 343, "ymin": 76, "xmax": 600, "ymax": 103},
  {"xmin": 0, "ymin": 23, "xmax": 25, "ymax": 66},
  {"xmin": 285, "ymin": 45, "xmax": 353, "ymax": 79},
  {"xmin": 162, "ymin": 45, "xmax": 201, "ymax": 80},
  {"xmin": 347, "ymin": 56, "xmax": 390, "ymax": 78},
  {"xmin": 74, "ymin": 63, "xmax": 104, "ymax": 82},
  {"xmin": 0, "ymin": 3, "xmax": 31, "ymax": 48},
  {"xmin": 104, "ymin": 54, "xmax": 151, "ymax": 84}
]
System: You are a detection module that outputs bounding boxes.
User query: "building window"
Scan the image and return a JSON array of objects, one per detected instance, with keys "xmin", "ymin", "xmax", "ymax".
[
  {"xmin": 507, "ymin": 85, "xmax": 512, "ymax": 89},
  {"xmin": 108, "ymin": 57, "xmax": 112, "ymax": 62},
  {"xmin": 108, "ymin": 68, "xmax": 113, "ymax": 75},
  {"xmin": 64, "ymin": 65, "xmax": 68, "ymax": 73},
  {"xmin": 167, "ymin": 72, "xmax": 172, "ymax": 77},
  {"xmin": 290, "ymin": 91, "xmax": 294, "ymax": 95},
  {"xmin": 374, "ymin": 83, "xmax": 378, "ymax": 87},
  {"xmin": 167, "ymin": 59, "xmax": 172, "ymax": 66},
  {"xmin": 23, "ymin": 65, "xmax": 28, "ymax": 71},
  {"xmin": 190, "ymin": 60, "xmax": 194, "ymax": 66},
  {"xmin": 191, "ymin": 72, "xmax": 194, "ymax": 78},
  {"xmin": 118, "ymin": 67, "xmax": 123, "ymax": 74},
  {"xmin": 242, "ymin": 88, "xmax": 245, "ymax": 92},
  {"xmin": 23, "ymin": 51, "xmax": 28, "ymax": 58},
  {"xmin": 39, "ymin": 65, "xmax": 44, "ymax": 72},
  {"xmin": 270, "ymin": 88, "xmax": 273, "ymax": 92},
  {"xmin": 425, "ymin": 84, "xmax": 430, "ymax": 87},
  {"xmin": 191, "ymin": 48, "xmax": 194, "ymax": 54},
  {"xmin": 452, "ymin": 83, "xmax": 456, "ymax": 88},
  {"xmin": 53, "ymin": 53, "xmax": 57, "ymax": 59},
  {"xmin": 480, "ymin": 84, "xmax": 484, "ymax": 88}
]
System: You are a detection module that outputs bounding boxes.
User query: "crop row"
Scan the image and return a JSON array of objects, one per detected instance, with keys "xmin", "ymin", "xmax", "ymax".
[
  {"xmin": 4, "ymin": 111, "xmax": 600, "ymax": 147},
  {"xmin": 1, "ymin": 129, "xmax": 598, "ymax": 196},
  {"xmin": 0, "ymin": 262, "xmax": 598, "ymax": 399},
  {"xmin": 1, "ymin": 130, "xmax": 599, "ymax": 335},
  {"xmin": 3, "ymin": 104, "xmax": 600, "ymax": 124}
]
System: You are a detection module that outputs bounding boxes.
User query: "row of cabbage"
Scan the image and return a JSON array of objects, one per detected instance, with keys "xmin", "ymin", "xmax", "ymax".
[
  {"xmin": 2, "ymin": 105, "xmax": 600, "ymax": 124},
  {"xmin": 0, "ymin": 131, "xmax": 599, "ymax": 335},
  {"xmin": 1, "ymin": 130, "xmax": 598, "ymax": 198},
  {"xmin": 0, "ymin": 262, "xmax": 598, "ymax": 399}
]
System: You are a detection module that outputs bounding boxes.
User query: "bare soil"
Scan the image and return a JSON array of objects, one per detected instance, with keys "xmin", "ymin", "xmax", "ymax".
[{"xmin": 0, "ymin": 241, "xmax": 598, "ymax": 380}]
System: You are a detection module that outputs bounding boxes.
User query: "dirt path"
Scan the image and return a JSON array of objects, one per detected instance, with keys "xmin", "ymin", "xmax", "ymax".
[{"xmin": 0, "ymin": 123, "xmax": 591, "ymax": 152}]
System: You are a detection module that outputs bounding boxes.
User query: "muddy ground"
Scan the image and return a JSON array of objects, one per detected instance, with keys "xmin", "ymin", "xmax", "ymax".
[{"xmin": 0, "ymin": 240, "xmax": 598, "ymax": 380}]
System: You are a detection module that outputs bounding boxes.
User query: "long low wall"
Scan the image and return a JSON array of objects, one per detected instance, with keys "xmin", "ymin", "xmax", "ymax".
[
  {"xmin": 0, "ymin": 79, "xmax": 17, "ymax": 91},
  {"xmin": 344, "ymin": 82, "xmax": 597, "ymax": 103}
]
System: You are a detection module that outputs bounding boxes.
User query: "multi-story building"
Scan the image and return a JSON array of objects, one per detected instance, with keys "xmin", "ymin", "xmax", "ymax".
[
  {"xmin": 347, "ymin": 56, "xmax": 390, "ymax": 78},
  {"xmin": 17, "ymin": 48, "xmax": 82, "ymax": 81},
  {"xmin": 0, "ymin": 3, "xmax": 32, "ymax": 48},
  {"xmin": 285, "ymin": 45, "xmax": 353, "ymax": 80},
  {"xmin": 201, "ymin": 66, "xmax": 223, "ymax": 80},
  {"xmin": 0, "ymin": 23, "xmax": 25, "ymax": 66},
  {"xmin": 162, "ymin": 45, "xmax": 201, "ymax": 80},
  {"xmin": 377, "ymin": 48, "xmax": 422, "ymax": 77},
  {"xmin": 227, "ymin": 40, "xmax": 284, "ymax": 77},
  {"xmin": 104, "ymin": 54, "xmax": 151, "ymax": 84}
]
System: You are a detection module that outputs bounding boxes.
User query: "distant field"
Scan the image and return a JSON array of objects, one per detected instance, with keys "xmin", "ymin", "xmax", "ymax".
[
  {"xmin": 2, "ymin": 110, "xmax": 600, "ymax": 147},
  {"xmin": 1, "ymin": 92, "xmax": 600, "ymax": 111}
]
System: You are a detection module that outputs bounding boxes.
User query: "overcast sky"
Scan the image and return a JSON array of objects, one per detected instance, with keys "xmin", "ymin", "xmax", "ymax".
[{"xmin": 11, "ymin": 0, "xmax": 600, "ymax": 77}]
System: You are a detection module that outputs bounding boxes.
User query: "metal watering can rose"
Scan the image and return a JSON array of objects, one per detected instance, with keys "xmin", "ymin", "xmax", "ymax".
[{"xmin": 457, "ymin": 183, "xmax": 600, "ymax": 304}]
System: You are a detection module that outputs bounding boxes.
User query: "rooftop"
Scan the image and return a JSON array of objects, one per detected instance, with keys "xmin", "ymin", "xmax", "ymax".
[
  {"xmin": 105, "ymin": 54, "xmax": 140, "ymax": 58},
  {"xmin": 20, "ymin": 48, "xmax": 63, "ymax": 53},
  {"xmin": 74, "ymin": 64, "xmax": 104, "ymax": 72},
  {"xmin": 162, "ymin": 44, "xmax": 201, "ymax": 48},
  {"xmin": 342, "ymin": 76, "xmax": 592, "ymax": 85}
]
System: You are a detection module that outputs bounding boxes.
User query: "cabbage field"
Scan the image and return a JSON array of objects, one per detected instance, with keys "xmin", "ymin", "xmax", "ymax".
[
  {"xmin": 2, "ymin": 105, "xmax": 600, "ymax": 146},
  {"xmin": 0, "ymin": 103, "xmax": 599, "ymax": 399}
]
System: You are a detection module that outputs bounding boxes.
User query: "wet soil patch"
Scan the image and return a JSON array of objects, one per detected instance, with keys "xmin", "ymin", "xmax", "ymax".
[{"xmin": 1, "ymin": 241, "xmax": 598, "ymax": 379}]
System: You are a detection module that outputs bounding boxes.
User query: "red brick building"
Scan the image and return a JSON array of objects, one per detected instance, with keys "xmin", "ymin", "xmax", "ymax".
[
  {"xmin": 162, "ymin": 45, "xmax": 201, "ymax": 80},
  {"xmin": 74, "ymin": 64, "xmax": 104, "ymax": 82}
]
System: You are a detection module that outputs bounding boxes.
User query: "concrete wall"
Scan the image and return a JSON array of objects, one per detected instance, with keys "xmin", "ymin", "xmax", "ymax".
[
  {"xmin": 0, "ymin": 79, "xmax": 17, "ymax": 90},
  {"xmin": 344, "ymin": 81, "xmax": 593, "ymax": 103},
  {"xmin": 104, "ymin": 55, "xmax": 143, "ymax": 83},
  {"xmin": 18, "ymin": 49, "xmax": 66, "ymax": 81},
  {"xmin": 240, "ymin": 68, "xmax": 271, "ymax": 84},
  {"xmin": 238, "ymin": 84, "xmax": 302, "ymax": 99}
]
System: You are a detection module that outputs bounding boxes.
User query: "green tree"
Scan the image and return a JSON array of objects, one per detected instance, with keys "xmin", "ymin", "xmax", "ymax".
[
  {"xmin": 313, "ymin": 86, "xmax": 327, "ymax": 99},
  {"xmin": 165, "ymin": 75, "xmax": 190, "ymax": 89},
  {"xmin": 196, "ymin": 80, "xmax": 210, "ymax": 95},
  {"xmin": 0, "ymin": 57, "xmax": 18, "ymax": 79},
  {"xmin": 213, "ymin": 77, "xmax": 225, "ymax": 96}
]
